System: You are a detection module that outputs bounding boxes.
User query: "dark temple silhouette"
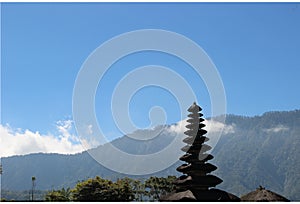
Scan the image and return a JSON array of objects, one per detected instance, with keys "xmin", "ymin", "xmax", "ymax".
[{"xmin": 160, "ymin": 102, "xmax": 240, "ymax": 201}]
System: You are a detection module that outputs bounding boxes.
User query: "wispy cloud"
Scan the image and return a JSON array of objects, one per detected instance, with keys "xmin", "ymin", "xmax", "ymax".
[
  {"xmin": 166, "ymin": 119, "xmax": 188, "ymax": 135},
  {"xmin": 0, "ymin": 120, "xmax": 85, "ymax": 157},
  {"xmin": 263, "ymin": 124, "xmax": 289, "ymax": 133},
  {"xmin": 166, "ymin": 118, "xmax": 235, "ymax": 135},
  {"xmin": 205, "ymin": 120, "xmax": 235, "ymax": 135},
  {"xmin": 0, "ymin": 118, "xmax": 236, "ymax": 157}
]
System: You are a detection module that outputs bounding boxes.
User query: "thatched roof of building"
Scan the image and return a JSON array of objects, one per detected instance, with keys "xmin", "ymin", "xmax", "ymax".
[
  {"xmin": 241, "ymin": 186, "xmax": 289, "ymax": 202},
  {"xmin": 160, "ymin": 189, "xmax": 240, "ymax": 201}
]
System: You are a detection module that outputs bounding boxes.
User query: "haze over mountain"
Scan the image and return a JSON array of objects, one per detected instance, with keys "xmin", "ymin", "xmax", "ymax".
[{"xmin": 1, "ymin": 110, "xmax": 300, "ymax": 200}]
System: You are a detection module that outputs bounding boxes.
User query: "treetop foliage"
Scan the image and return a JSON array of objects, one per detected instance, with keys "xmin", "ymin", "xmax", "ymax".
[{"xmin": 44, "ymin": 175, "xmax": 176, "ymax": 202}]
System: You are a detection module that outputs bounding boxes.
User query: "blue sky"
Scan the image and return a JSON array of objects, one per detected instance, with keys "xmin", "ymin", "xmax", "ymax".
[{"xmin": 1, "ymin": 3, "xmax": 300, "ymax": 149}]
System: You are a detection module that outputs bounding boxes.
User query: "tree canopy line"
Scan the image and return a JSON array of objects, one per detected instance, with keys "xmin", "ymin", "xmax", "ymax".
[{"xmin": 44, "ymin": 176, "xmax": 176, "ymax": 201}]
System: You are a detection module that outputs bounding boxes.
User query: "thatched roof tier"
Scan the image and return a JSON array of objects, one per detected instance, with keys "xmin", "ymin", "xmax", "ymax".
[
  {"xmin": 181, "ymin": 144, "xmax": 211, "ymax": 154},
  {"xmin": 173, "ymin": 175, "xmax": 223, "ymax": 188},
  {"xmin": 181, "ymin": 143, "xmax": 211, "ymax": 152},
  {"xmin": 176, "ymin": 163, "xmax": 217, "ymax": 174},
  {"xmin": 183, "ymin": 136, "xmax": 209, "ymax": 145},
  {"xmin": 187, "ymin": 102, "xmax": 202, "ymax": 112},
  {"xmin": 179, "ymin": 153, "xmax": 214, "ymax": 163},
  {"xmin": 184, "ymin": 129, "xmax": 207, "ymax": 136},
  {"xmin": 187, "ymin": 112, "xmax": 203, "ymax": 118},
  {"xmin": 185, "ymin": 123, "xmax": 206, "ymax": 129},
  {"xmin": 187, "ymin": 118, "xmax": 204, "ymax": 123}
]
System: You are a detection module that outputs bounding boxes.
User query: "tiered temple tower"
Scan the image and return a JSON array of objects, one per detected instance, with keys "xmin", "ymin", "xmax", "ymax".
[
  {"xmin": 160, "ymin": 102, "xmax": 240, "ymax": 201},
  {"xmin": 174, "ymin": 102, "xmax": 223, "ymax": 191}
]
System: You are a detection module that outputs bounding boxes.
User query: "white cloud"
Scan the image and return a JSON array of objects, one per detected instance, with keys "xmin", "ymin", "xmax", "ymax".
[
  {"xmin": 165, "ymin": 119, "xmax": 235, "ymax": 152},
  {"xmin": 166, "ymin": 118, "xmax": 235, "ymax": 135},
  {"xmin": 87, "ymin": 124, "xmax": 93, "ymax": 135},
  {"xmin": 263, "ymin": 125, "xmax": 289, "ymax": 133},
  {"xmin": 0, "ymin": 117, "xmax": 237, "ymax": 158},
  {"xmin": 167, "ymin": 119, "xmax": 188, "ymax": 134},
  {"xmin": 56, "ymin": 120, "xmax": 73, "ymax": 139},
  {"xmin": 205, "ymin": 120, "xmax": 235, "ymax": 135},
  {"xmin": 0, "ymin": 120, "xmax": 86, "ymax": 158}
]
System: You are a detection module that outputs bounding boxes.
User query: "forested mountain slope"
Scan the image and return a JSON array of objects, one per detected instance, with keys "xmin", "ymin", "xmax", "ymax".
[{"xmin": 2, "ymin": 110, "xmax": 300, "ymax": 200}]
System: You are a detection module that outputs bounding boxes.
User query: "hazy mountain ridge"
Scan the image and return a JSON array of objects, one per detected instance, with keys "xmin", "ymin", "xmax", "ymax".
[
  {"xmin": 1, "ymin": 110, "xmax": 300, "ymax": 200},
  {"xmin": 213, "ymin": 110, "xmax": 300, "ymax": 200}
]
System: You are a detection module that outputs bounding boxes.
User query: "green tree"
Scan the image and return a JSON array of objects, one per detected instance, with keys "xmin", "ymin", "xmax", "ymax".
[
  {"xmin": 116, "ymin": 177, "xmax": 147, "ymax": 201},
  {"xmin": 115, "ymin": 178, "xmax": 135, "ymax": 201},
  {"xmin": 145, "ymin": 176, "xmax": 176, "ymax": 201},
  {"xmin": 45, "ymin": 188, "xmax": 71, "ymax": 201},
  {"xmin": 72, "ymin": 176, "xmax": 135, "ymax": 201}
]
